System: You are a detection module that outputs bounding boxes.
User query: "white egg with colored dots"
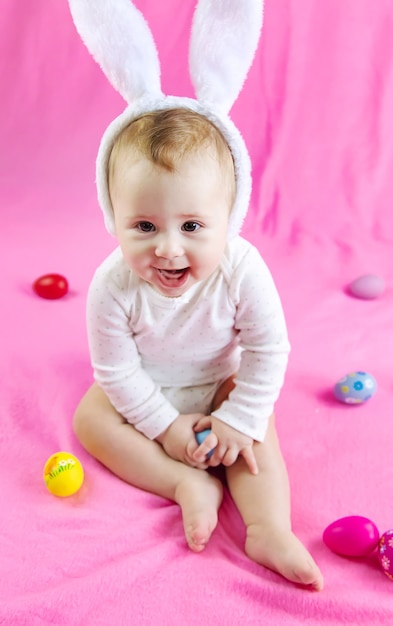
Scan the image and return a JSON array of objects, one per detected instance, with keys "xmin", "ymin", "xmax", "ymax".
[{"xmin": 333, "ymin": 371, "xmax": 377, "ymax": 404}]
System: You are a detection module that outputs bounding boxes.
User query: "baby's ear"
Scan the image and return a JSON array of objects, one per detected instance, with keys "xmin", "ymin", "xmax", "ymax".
[
  {"xmin": 68, "ymin": 0, "xmax": 162, "ymax": 104},
  {"xmin": 189, "ymin": 0, "xmax": 264, "ymax": 114}
]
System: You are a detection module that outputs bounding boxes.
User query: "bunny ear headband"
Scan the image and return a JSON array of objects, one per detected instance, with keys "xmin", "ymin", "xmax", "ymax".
[{"xmin": 68, "ymin": 0, "xmax": 263, "ymax": 239}]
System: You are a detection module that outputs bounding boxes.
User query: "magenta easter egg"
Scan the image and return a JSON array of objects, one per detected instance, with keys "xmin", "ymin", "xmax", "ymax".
[
  {"xmin": 323, "ymin": 516, "xmax": 380, "ymax": 557},
  {"xmin": 348, "ymin": 274, "xmax": 385, "ymax": 300},
  {"xmin": 377, "ymin": 530, "xmax": 393, "ymax": 580},
  {"xmin": 33, "ymin": 273, "xmax": 69, "ymax": 300}
]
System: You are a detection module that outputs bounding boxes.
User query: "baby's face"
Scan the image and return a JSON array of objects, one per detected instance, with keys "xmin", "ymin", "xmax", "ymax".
[{"xmin": 111, "ymin": 151, "xmax": 232, "ymax": 297}]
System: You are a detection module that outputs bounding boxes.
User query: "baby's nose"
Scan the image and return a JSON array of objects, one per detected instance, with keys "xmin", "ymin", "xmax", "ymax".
[{"xmin": 155, "ymin": 233, "xmax": 184, "ymax": 258}]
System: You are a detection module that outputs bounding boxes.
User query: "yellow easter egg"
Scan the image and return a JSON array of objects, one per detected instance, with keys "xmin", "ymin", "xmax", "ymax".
[{"xmin": 43, "ymin": 452, "xmax": 84, "ymax": 497}]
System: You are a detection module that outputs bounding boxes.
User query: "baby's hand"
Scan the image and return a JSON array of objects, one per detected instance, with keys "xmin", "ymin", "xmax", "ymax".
[
  {"xmin": 193, "ymin": 416, "xmax": 258, "ymax": 475},
  {"xmin": 156, "ymin": 413, "xmax": 209, "ymax": 470}
]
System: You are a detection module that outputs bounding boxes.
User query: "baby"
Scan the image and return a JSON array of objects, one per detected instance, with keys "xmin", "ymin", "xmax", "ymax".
[{"xmin": 73, "ymin": 107, "xmax": 323, "ymax": 590}]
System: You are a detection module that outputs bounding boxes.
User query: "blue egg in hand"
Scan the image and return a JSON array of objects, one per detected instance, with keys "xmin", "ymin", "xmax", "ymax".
[{"xmin": 195, "ymin": 429, "xmax": 216, "ymax": 459}]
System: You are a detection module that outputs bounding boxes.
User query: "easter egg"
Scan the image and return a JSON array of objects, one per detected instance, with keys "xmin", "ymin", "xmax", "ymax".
[
  {"xmin": 195, "ymin": 429, "xmax": 215, "ymax": 459},
  {"xmin": 323, "ymin": 516, "xmax": 380, "ymax": 557},
  {"xmin": 348, "ymin": 274, "xmax": 385, "ymax": 300},
  {"xmin": 33, "ymin": 273, "xmax": 69, "ymax": 299},
  {"xmin": 43, "ymin": 452, "xmax": 84, "ymax": 497},
  {"xmin": 333, "ymin": 371, "xmax": 377, "ymax": 404},
  {"xmin": 377, "ymin": 530, "xmax": 393, "ymax": 580}
]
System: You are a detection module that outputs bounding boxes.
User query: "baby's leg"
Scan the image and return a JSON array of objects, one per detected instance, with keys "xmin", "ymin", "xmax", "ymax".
[
  {"xmin": 225, "ymin": 415, "xmax": 323, "ymax": 590},
  {"xmin": 73, "ymin": 383, "xmax": 223, "ymax": 552}
]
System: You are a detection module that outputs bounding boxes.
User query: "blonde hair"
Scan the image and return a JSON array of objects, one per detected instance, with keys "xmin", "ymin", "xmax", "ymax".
[{"xmin": 108, "ymin": 108, "xmax": 236, "ymax": 203}]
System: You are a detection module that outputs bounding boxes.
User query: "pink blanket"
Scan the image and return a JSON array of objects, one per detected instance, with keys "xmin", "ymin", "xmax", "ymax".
[{"xmin": 1, "ymin": 1, "xmax": 392, "ymax": 624}]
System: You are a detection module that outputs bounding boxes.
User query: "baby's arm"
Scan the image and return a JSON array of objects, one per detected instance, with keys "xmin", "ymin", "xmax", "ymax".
[
  {"xmin": 207, "ymin": 245, "xmax": 289, "ymax": 451},
  {"xmin": 194, "ymin": 245, "xmax": 290, "ymax": 474},
  {"xmin": 87, "ymin": 256, "xmax": 182, "ymax": 441}
]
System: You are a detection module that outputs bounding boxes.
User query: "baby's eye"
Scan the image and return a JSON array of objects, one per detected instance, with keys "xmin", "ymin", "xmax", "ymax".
[
  {"xmin": 137, "ymin": 221, "xmax": 155, "ymax": 233},
  {"xmin": 182, "ymin": 221, "xmax": 201, "ymax": 233}
]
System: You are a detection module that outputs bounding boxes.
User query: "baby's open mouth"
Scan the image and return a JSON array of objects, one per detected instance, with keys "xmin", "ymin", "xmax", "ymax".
[
  {"xmin": 158, "ymin": 268, "xmax": 188, "ymax": 277},
  {"xmin": 159, "ymin": 268, "xmax": 186, "ymax": 275},
  {"xmin": 156, "ymin": 267, "xmax": 189, "ymax": 288}
]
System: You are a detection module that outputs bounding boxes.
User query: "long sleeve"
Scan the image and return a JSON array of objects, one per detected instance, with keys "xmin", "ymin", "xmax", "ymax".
[
  {"xmin": 86, "ymin": 249, "xmax": 179, "ymax": 439},
  {"xmin": 211, "ymin": 244, "xmax": 290, "ymax": 442}
]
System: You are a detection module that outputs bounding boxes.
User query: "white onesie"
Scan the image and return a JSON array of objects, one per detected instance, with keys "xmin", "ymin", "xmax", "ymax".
[{"xmin": 86, "ymin": 236, "xmax": 290, "ymax": 442}]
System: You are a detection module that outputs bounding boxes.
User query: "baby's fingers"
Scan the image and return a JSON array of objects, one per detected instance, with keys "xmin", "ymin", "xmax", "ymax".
[
  {"xmin": 241, "ymin": 446, "xmax": 259, "ymax": 475},
  {"xmin": 220, "ymin": 447, "xmax": 239, "ymax": 468},
  {"xmin": 193, "ymin": 432, "xmax": 218, "ymax": 462},
  {"xmin": 194, "ymin": 416, "xmax": 211, "ymax": 432},
  {"xmin": 184, "ymin": 441, "xmax": 208, "ymax": 469}
]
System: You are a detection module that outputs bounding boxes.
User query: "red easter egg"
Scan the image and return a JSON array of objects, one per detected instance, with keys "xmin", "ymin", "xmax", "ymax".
[
  {"xmin": 33, "ymin": 273, "xmax": 69, "ymax": 300},
  {"xmin": 377, "ymin": 530, "xmax": 393, "ymax": 580},
  {"xmin": 323, "ymin": 516, "xmax": 380, "ymax": 557}
]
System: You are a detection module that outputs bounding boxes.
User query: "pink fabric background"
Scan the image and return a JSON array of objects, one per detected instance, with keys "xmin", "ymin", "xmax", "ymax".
[{"xmin": 1, "ymin": 0, "xmax": 392, "ymax": 624}]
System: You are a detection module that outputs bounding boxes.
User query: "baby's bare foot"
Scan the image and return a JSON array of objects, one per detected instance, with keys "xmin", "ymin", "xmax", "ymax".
[
  {"xmin": 175, "ymin": 472, "xmax": 223, "ymax": 552},
  {"xmin": 246, "ymin": 524, "xmax": 324, "ymax": 590}
]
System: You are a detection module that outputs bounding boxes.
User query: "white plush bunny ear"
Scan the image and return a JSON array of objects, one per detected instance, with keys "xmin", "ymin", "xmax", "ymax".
[
  {"xmin": 68, "ymin": 0, "xmax": 261, "ymax": 240},
  {"xmin": 189, "ymin": 0, "xmax": 263, "ymax": 113},
  {"xmin": 68, "ymin": 0, "xmax": 162, "ymax": 103}
]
